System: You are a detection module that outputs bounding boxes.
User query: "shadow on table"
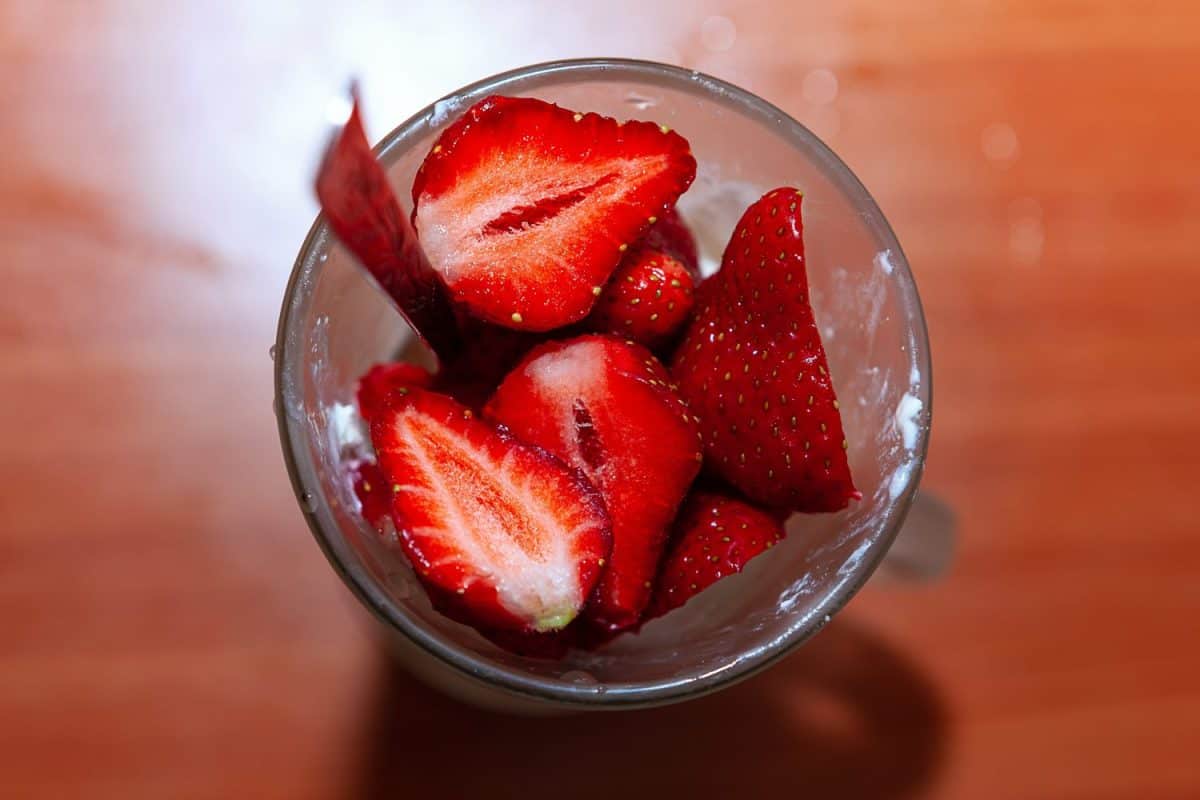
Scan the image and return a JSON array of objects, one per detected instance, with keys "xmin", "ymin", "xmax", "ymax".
[{"xmin": 349, "ymin": 619, "xmax": 947, "ymax": 799}]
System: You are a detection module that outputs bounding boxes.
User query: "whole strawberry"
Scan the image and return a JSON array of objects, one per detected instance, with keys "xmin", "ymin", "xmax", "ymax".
[
  {"xmin": 641, "ymin": 206, "xmax": 700, "ymax": 277},
  {"xmin": 671, "ymin": 189, "xmax": 859, "ymax": 513},
  {"xmin": 585, "ymin": 245, "xmax": 695, "ymax": 349}
]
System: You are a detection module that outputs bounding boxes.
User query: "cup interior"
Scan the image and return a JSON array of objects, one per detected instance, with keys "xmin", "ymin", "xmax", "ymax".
[{"xmin": 276, "ymin": 60, "xmax": 930, "ymax": 704}]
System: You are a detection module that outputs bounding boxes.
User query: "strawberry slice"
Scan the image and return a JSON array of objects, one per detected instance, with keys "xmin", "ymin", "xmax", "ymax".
[
  {"xmin": 356, "ymin": 362, "xmax": 433, "ymax": 424},
  {"xmin": 412, "ymin": 96, "xmax": 697, "ymax": 331},
  {"xmin": 671, "ymin": 189, "xmax": 859, "ymax": 512},
  {"xmin": 370, "ymin": 387, "xmax": 610, "ymax": 633},
  {"xmin": 484, "ymin": 335, "xmax": 702, "ymax": 631},
  {"xmin": 315, "ymin": 91, "xmax": 462, "ymax": 362},
  {"xmin": 585, "ymin": 244, "xmax": 695, "ymax": 350},
  {"xmin": 647, "ymin": 491, "xmax": 786, "ymax": 619}
]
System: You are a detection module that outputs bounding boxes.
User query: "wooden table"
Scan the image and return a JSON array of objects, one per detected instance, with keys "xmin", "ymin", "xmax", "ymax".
[{"xmin": 3, "ymin": 2, "xmax": 1198, "ymax": 797}]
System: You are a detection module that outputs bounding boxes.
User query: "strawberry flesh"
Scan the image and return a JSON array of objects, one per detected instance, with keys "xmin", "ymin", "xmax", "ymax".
[
  {"xmin": 585, "ymin": 245, "xmax": 695, "ymax": 350},
  {"xmin": 370, "ymin": 387, "xmax": 610, "ymax": 633},
  {"xmin": 672, "ymin": 189, "xmax": 859, "ymax": 512},
  {"xmin": 354, "ymin": 365, "xmax": 433, "ymax": 531},
  {"xmin": 485, "ymin": 335, "xmax": 702, "ymax": 631},
  {"xmin": 647, "ymin": 491, "xmax": 786, "ymax": 619},
  {"xmin": 413, "ymin": 96, "xmax": 697, "ymax": 331},
  {"xmin": 315, "ymin": 93, "xmax": 462, "ymax": 362}
]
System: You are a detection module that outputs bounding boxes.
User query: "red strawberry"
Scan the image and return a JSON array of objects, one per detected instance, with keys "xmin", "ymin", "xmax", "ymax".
[
  {"xmin": 315, "ymin": 90, "xmax": 462, "ymax": 362},
  {"xmin": 475, "ymin": 628, "xmax": 574, "ymax": 661},
  {"xmin": 431, "ymin": 322, "xmax": 543, "ymax": 410},
  {"xmin": 642, "ymin": 206, "xmax": 700, "ymax": 277},
  {"xmin": 484, "ymin": 335, "xmax": 702, "ymax": 631},
  {"xmin": 412, "ymin": 96, "xmax": 697, "ymax": 331},
  {"xmin": 585, "ymin": 245, "xmax": 695, "ymax": 349},
  {"xmin": 370, "ymin": 387, "xmax": 610, "ymax": 632},
  {"xmin": 350, "ymin": 459, "xmax": 393, "ymax": 532},
  {"xmin": 671, "ymin": 189, "xmax": 859, "ymax": 512},
  {"xmin": 647, "ymin": 491, "xmax": 786, "ymax": 618},
  {"xmin": 356, "ymin": 362, "xmax": 433, "ymax": 424}
]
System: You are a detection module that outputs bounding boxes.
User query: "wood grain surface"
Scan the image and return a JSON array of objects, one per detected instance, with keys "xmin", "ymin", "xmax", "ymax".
[{"xmin": 2, "ymin": 1, "xmax": 1198, "ymax": 797}]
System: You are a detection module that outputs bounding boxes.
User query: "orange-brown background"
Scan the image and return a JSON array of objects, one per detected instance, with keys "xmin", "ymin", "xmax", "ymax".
[{"xmin": 2, "ymin": 2, "xmax": 1198, "ymax": 798}]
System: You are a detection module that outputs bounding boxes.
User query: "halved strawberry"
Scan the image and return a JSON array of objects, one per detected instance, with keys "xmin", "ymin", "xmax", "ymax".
[
  {"xmin": 484, "ymin": 335, "xmax": 702, "ymax": 631},
  {"xmin": 585, "ymin": 245, "xmax": 695, "ymax": 350},
  {"xmin": 671, "ymin": 189, "xmax": 859, "ymax": 512},
  {"xmin": 356, "ymin": 362, "xmax": 433, "ymax": 424},
  {"xmin": 413, "ymin": 96, "xmax": 697, "ymax": 331},
  {"xmin": 370, "ymin": 387, "xmax": 610, "ymax": 632},
  {"xmin": 315, "ymin": 91, "xmax": 462, "ymax": 362},
  {"xmin": 647, "ymin": 491, "xmax": 786, "ymax": 619}
]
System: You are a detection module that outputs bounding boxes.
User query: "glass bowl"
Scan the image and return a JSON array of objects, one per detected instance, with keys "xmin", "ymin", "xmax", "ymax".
[{"xmin": 275, "ymin": 58, "xmax": 931, "ymax": 711}]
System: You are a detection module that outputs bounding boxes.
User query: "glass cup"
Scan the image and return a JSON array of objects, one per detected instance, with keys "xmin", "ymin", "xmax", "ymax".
[{"xmin": 275, "ymin": 59, "xmax": 935, "ymax": 712}]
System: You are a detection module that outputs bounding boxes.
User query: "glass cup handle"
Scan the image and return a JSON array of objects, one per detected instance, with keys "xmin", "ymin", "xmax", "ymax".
[{"xmin": 873, "ymin": 491, "xmax": 957, "ymax": 582}]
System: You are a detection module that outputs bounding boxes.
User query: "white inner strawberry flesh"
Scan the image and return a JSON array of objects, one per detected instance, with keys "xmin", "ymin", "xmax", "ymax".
[
  {"xmin": 416, "ymin": 151, "xmax": 672, "ymax": 288},
  {"xmin": 522, "ymin": 338, "xmax": 613, "ymax": 477}
]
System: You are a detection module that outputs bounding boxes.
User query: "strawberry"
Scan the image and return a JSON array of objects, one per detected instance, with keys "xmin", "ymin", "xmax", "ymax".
[
  {"xmin": 484, "ymin": 335, "xmax": 702, "ymax": 631},
  {"xmin": 350, "ymin": 459, "xmax": 393, "ymax": 532},
  {"xmin": 475, "ymin": 628, "xmax": 574, "ymax": 661},
  {"xmin": 315, "ymin": 90, "xmax": 462, "ymax": 362},
  {"xmin": 641, "ymin": 206, "xmax": 700, "ymax": 278},
  {"xmin": 356, "ymin": 362, "xmax": 433, "ymax": 424},
  {"xmin": 671, "ymin": 189, "xmax": 859, "ymax": 512},
  {"xmin": 370, "ymin": 387, "xmax": 610, "ymax": 632},
  {"xmin": 431, "ymin": 322, "xmax": 543, "ymax": 410},
  {"xmin": 412, "ymin": 96, "xmax": 697, "ymax": 331},
  {"xmin": 647, "ymin": 491, "xmax": 786, "ymax": 619},
  {"xmin": 585, "ymin": 245, "xmax": 695, "ymax": 349}
]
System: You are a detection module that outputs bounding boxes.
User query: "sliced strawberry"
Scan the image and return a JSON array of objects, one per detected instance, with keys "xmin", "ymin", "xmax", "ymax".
[
  {"xmin": 356, "ymin": 362, "xmax": 433, "ymax": 424},
  {"xmin": 641, "ymin": 206, "xmax": 700, "ymax": 278},
  {"xmin": 354, "ymin": 365, "xmax": 434, "ymax": 531},
  {"xmin": 315, "ymin": 91, "xmax": 462, "ymax": 362},
  {"xmin": 672, "ymin": 188, "xmax": 859, "ymax": 512},
  {"xmin": 647, "ymin": 491, "xmax": 786, "ymax": 619},
  {"xmin": 484, "ymin": 335, "xmax": 702, "ymax": 631},
  {"xmin": 413, "ymin": 96, "xmax": 697, "ymax": 331},
  {"xmin": 370, "ymin": 387, "xmax": 610, "ymax": 633},
  {"xmin": 585, "ymin": 245, "xmax": 695, "ymax": 350}
]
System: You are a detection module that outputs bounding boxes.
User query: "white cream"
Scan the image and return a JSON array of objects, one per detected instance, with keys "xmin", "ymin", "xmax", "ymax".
[
  {"xmin": 894, "ymin": 392, "xmax": 923, "ymax": 451},
  {"xmin": 329, "ymin": 401, "xmax": 367, "ymax": 452},
  {"xmin": 428, "ymin": 96, "xmax": 464, "ymax": 127},
  {"xmin": 874, "ymin": 248, "xmax": 895, "ymax": 275},
  {"xmin": 889, "ymin": 460, "xmax": 916, "ymax": 499}
]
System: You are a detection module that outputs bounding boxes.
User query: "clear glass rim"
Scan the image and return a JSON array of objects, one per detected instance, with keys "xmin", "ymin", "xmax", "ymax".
[{"xmin": 274, "ymin": 57, "xmax": 933, "ymax": 708}]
